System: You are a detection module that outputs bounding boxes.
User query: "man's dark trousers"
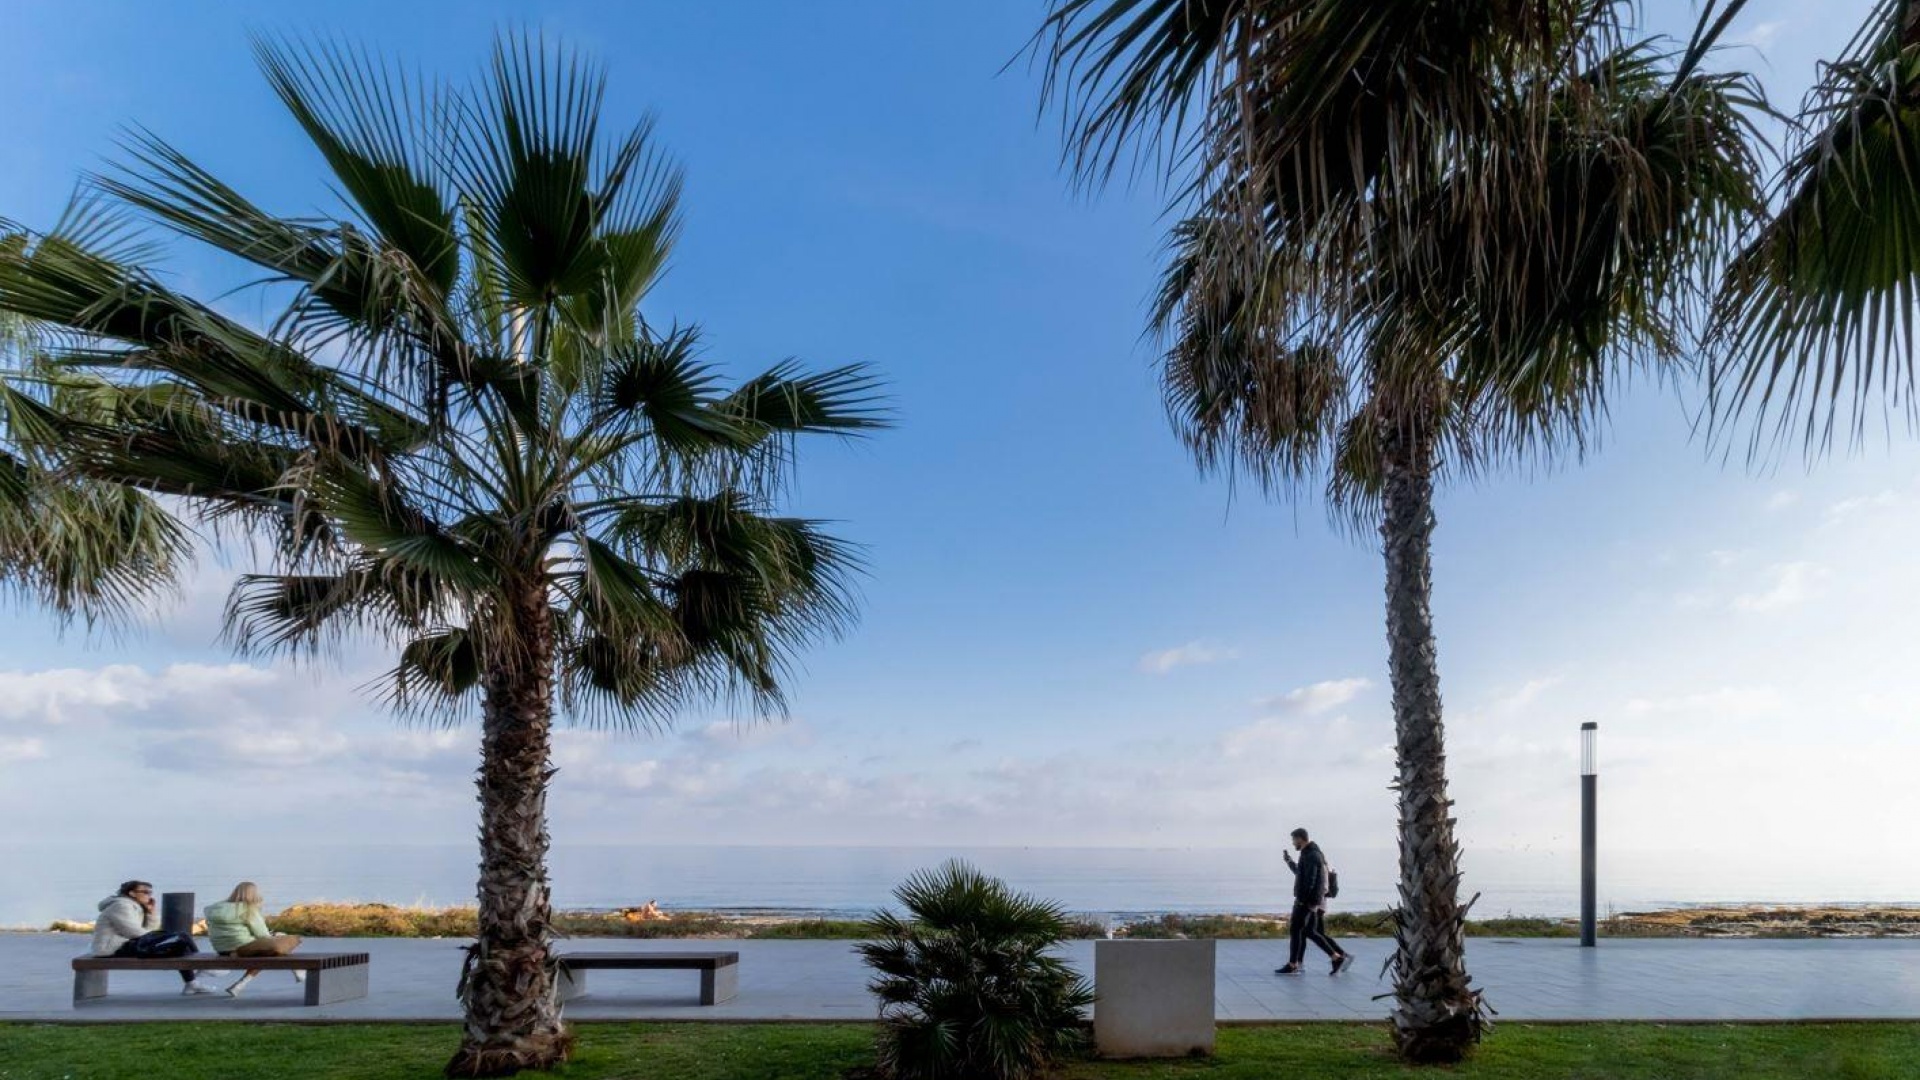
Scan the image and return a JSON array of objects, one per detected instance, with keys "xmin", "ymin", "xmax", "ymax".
[
  {"xmin": 113, "ymin": 931, "xmax": 199, "ymax": 984},
  {"xmin": 1289, "ymin": 904, "xmax": 1342, "ymax": 965}
]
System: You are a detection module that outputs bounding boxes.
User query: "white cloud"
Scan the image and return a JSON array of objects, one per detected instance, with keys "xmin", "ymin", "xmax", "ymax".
[
  {"xmin": 690, "ymin": 718, "xmax": 812, "ymax": 753},
  {"xmin": 1763, "ymin": 490, "xmax": 1799, "ymax": 512},
  {"xmin": 143, "ymin": 722, "xmax": 356, "ymax": 771},
  {"xmin": 1624, "ymin": 685, "xmax": 1788, "ymax": 722},
  {"xmin": 1256, "ymin": 677, "xmax": 1370, "ymax": 716},
  {"xmin": 0, "ymin": 736, "xmax": 48, "ymax": 764},
  {"xmin": 0, "ymin": 663, "xmax": 279, "ymax": 726},
  {"xmin": 1137, "ymin": 641, "xmax": 1239, "ymax": 674},
  {"xmin": 1826, "ymin": 489, "xmax": 1901, "ymax": 521},
  {"xmin": 1730, "ymin": 18, "xmax": 1785, "ymax": 50},
  {"xmin": 0, "ymin": 660, "xmax": 402, "ymax": 777},
  {"xmin": 1493, "ymin": 677, "xmax": 1560, "ymax": 712},
  {"xmin": 1732, "ymin": 561, "xmax": 1826, "ymax": 613}
]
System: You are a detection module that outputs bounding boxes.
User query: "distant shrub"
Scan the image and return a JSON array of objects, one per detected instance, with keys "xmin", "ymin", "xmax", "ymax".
[
  {"xmin": 271, "ymin": 903, "xmax": 476, "ymax": 938},
  {"xmin": 1121, "ymin": 913, "xmax": 1287, "ymax": 939},
  {"xmin": 858, "ymin": 860, "xmax": 1093, "ymax": 1080},
  {"xmin": 1324, "ymin": 910, "xmax": 1397, "ymax": 937},
  {"xmin": 1470, "ymin": 916, "xmax": 1577, "ymax": 938},
  {"xmin": 1060, "ymin": 916, "xmax": 1110, "ymax": 939},
  {"xmin": 748, "ymin": 919, "xmax": 870, "ymax": 939},
  {"xmin": 1114, "ymin": 910, "xmax": 1581, "ymax": 940},
  {"xmin": 556, "ymin": 911, "xmax": 731, "ymax": 938},
  {"xmin": 264, "ymin": 903, "xmax": 733, "ymax": 939}
]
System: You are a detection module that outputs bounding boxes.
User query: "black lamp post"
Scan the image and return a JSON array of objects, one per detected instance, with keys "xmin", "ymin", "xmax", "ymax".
[{"xmin": 1580, "ymin": 721, "xmax": 1598, "ymax": 948}]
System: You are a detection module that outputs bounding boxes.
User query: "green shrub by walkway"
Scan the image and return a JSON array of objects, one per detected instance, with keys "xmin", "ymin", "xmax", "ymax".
[{"xmin": 2, "ymin": 1022, "xmax": 1916, "ymax": 1080}]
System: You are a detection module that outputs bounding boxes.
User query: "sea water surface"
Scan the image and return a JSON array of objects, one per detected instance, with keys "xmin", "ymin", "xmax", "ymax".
[{"xmin": 4, "ymin": 843, "xmax": 1917, "ymax": 928}]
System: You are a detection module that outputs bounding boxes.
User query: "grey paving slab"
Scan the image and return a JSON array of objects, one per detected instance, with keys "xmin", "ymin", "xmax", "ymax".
[{"xmin": 2, "ymin": 934, "xmax": 1917, "ymax": 1024}]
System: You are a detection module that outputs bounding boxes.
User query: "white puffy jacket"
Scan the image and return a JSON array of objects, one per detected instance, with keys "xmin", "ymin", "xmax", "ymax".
[{"xmin": 90, "ymin": 895, "xmax": 158, "ymax": 956}]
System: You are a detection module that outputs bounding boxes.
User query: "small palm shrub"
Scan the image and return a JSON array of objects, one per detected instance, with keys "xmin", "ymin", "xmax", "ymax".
[{"xmin": 858, "ymin": 860, "xmax": 1094, "ymax": 1080}]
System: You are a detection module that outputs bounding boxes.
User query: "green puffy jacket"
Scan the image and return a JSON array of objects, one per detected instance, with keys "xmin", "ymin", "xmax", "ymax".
[{"xmin": 204, "ymin": 901, "xmax": 272, "ymax": 953}]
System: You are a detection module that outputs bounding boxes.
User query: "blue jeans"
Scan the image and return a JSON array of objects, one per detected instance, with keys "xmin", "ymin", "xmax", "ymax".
[{"xmin": 114, "ymin": 931, "xmax": 199, "ymax": 983}]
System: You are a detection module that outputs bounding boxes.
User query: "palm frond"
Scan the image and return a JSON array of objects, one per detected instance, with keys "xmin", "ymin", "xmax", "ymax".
[
  {"xmin": 457, "ymin": 32, "xmax": 612, "ymax": 306},
  {"xmin": 1036, "ymin": 0, "xmax": 1239, "ymax": 187},
  {"xmin": 1710, "ymin": 0, "xmax": 1920, "ymax": 455},
  {"xmin": 0, "ymin": 445, "xmax": 190, "ymax": 626},
  {"xmin": 719, "ymin": 362, "xmax": 888, "ymax": 439},
  {"xmin": 224, "ymin": 564, "xmax": 448, "ymax": 656},
  {"xmin": 383, "ymin": 627, "xmax": 483, "ymax": 722},
  {"xmin": 588, "ymin": 326, "xmax": 753, "ymax": 454},
  {"xmin": 253, "ymin": 34, "xmax": 460, "ymax": 297}
]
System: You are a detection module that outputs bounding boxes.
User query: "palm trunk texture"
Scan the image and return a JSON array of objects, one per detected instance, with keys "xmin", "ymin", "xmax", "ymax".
[
  {"xmin": 1379, "ymin": 423, "xmax": 1489, "ymax": 1065},
  {"xmin": 447, "ymin": 579, "xmax": 572, "ymax": 1077}
]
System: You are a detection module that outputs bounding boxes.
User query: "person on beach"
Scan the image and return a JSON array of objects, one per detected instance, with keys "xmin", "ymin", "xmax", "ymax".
[
  {"xmin": 90, "ymin": 880, "xmax": 221, "ymax": 995},
  {"xmin": 205, "ymin": 881, "xmax": 304, "ymax": 997},
  {"xmin": 1276, "ymin": 828, "xmax": 1353, "ymax": 976}
]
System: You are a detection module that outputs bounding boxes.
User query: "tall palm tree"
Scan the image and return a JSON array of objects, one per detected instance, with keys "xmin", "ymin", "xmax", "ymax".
[
  {"xmin": 0, "ymin": 38, "xmax": 881, "ymax": 1076},
  {"xmin": 1041, "ymin": 1, "xmax": 1763, "ymax": 1062},
  {"xmin": 1710, "ymin": 0, "xmax": 1920, "ymax": 450}
]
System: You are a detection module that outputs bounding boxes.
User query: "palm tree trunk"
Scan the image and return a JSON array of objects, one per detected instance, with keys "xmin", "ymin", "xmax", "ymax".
[
  {"xmin": 1378, "ymin": 420, "xmax": 1487, "ymax": 1065},
  {"xmin": 447, "ymin": 578, "xmax": 571, "ymax": 1077}
]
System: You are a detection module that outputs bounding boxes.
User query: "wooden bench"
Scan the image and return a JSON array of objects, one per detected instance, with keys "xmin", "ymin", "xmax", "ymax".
[
  {"xmin": 555, "ymin": 951, "xmax": 739, "ymax": 1005},
  {"xmin": 72, "ymin": 953, "xmax": 371, "ymax": 1007}
]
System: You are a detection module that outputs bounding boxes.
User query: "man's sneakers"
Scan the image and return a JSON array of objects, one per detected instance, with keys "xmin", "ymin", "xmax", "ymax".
[
  {"xmin": 225, "ymin": 973, "xmax": 258, "ymax": 997},
  {"xmin": 292, "ymin": 969, "xmax": 307, "ymax": 984},
  {"xmin": 1277, "ymin": 956, "xmax": 1356, "ymax": 976},
  {"xmin": 182, "ymin": 978, "xmax": 221, "ymax": 995}
]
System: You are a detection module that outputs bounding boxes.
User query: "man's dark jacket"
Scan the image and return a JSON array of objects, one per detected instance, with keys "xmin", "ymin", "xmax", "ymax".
[{"xmin": 1291, "ymin": 841, "xmax": 1329, "ymax": 906}]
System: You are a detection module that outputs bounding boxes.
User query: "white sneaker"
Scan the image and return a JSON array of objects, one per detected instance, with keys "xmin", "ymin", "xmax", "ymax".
[
  {"xmin": 183, "ymin": 979, "xmax": 220, "ymax": 996},
  {"xmin": 225, "ymin": 974, "xmax": 256, "ymax": 997},
  {"xmin": 292, "ymin": 970, "xmax": 306, "ymax": 983}
]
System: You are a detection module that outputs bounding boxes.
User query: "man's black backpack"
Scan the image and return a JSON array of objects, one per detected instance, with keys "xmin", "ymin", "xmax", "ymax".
[{"xmin": 1327, "ymin": 868, "xmax": 1340, "ymax": 900}]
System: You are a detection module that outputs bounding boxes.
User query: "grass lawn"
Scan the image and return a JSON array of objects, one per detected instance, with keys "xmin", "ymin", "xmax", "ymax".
[{"xmin": 1, "ymin": 1022, "xmax": 1916, "ymax": 1080}]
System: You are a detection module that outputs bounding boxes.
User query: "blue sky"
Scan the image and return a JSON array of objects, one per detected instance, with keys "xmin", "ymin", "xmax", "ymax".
[{"xmin": 2, "ymin": 0, "xmax": 1917, "ymax": 897}]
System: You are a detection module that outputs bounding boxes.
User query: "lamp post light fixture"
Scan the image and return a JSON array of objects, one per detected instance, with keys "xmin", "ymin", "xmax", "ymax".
[{"xmin": 1580, "ymin": 721, "xmax": 1598, "ymax": 948}]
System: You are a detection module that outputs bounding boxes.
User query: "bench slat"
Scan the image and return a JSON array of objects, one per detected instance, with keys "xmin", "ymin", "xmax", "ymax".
[
  {"xmin": 558, "ymin": 951, "xmax": 737, "ymax": 970},
  {"xmin": 73, "ymin": 953, "xmax": 368, "ymax": 972}
]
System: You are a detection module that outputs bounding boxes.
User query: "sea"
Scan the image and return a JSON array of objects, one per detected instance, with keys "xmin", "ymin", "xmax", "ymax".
[{"xmin": 4, "ymin": 843, "xmax": 1916, "ymax": 928}]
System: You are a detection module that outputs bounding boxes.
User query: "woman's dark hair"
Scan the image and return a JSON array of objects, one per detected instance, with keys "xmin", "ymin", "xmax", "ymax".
[
  {"xmin": 117, "ymin": 880, "xmax": 153, "ymax": 898},
  {"xmin": 1290, "ymin": 828, "xmax": 1309, "ymax": 841}
]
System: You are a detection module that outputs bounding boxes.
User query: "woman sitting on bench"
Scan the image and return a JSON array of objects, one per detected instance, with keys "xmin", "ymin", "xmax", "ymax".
[{"xmin": 205, "ymin": 882, "xmax": 304, "ymax": 997}]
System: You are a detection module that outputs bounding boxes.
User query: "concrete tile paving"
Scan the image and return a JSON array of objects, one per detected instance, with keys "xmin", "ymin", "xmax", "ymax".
[{"xmin": 2, "ymin": 934, "xmax": 1916, "ymax": 1024}]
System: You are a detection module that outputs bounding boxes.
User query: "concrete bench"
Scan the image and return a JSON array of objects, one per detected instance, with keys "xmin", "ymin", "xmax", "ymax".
[
  {"xmin": 72, "ymin": 953, "xmax": 371, "ymax": 1007},
  {"xmin": 556, "ymin": 951, "xmax": 739, "ymax": 1005}
]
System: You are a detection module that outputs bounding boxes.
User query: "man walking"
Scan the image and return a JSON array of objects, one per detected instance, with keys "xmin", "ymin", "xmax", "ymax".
[{"xmin": 1276, "ymin": 828, "xmax": 1353, "ymax": 975}]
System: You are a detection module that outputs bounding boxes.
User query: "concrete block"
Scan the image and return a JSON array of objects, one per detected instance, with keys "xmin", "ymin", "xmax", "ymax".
[
  {"xmin": 73, "ymin": 968, "xmax": 109, "ymax": 1004},
  {"xmin": 700, "ymin": 963, "xmax": 737, "ymax": 1005},
  {"xmin": 1093, "ymin": 939, "xmax": 1215, "ymax": 1058},
  {"xmin": 304, "ymin": 963, "xmax": 369, "ymax": 1006}
]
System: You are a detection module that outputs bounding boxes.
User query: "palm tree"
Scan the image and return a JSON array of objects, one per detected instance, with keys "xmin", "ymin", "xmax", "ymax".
[
  {"xmin": 0, "ymin": 37, "xmax": 881, "ymax": 1076},
  {"xmin": 1040, "ymin": 1, "xmax": 1763, "ymax": 1062},
  {"xmin": 1710, "ymin": 0, "xmax": 1920, "ymax": 451}
]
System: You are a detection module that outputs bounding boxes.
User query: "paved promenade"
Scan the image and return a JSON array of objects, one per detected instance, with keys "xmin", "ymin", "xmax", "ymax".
[{"xmin": 3, "ymin": 934, "xmax": 1917, "ymax": 1023}]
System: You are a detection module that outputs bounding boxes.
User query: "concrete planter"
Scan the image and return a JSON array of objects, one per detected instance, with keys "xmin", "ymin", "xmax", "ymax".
[{"xmin": 1093, "ymin": 939, "xmax": 1215, "ymax": 1058}]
